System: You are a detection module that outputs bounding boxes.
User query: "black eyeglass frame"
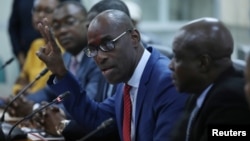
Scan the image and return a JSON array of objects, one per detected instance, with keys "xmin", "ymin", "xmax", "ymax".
[{"xmin": 84, "ymin": 29, "xmax": 134, "ymax": 57}]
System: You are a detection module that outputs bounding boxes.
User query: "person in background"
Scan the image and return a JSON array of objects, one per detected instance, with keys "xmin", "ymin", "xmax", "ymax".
[
  {"xmin": 11, "ymin": 0, "xmax": 83, "ymax": 98},
  {"xmin": 8, "ymin": 0, "xmax": 41, "ymax": 69},
  {"xmin": 7, "ymin": 0, "xmax": 62, "ymax": 117},
  {"xmin": 244, "ymin": 52, "xmax": 250, "ymax": 109},
  {"xmin": 6, "ymin": 0, "xmax": 74, "ymax": 115},
  {"xmin": 36, "ymin": 8, "xmax": 188, "ymax": 141},
  {"xmin": 169, "ymin": 17, "xmax": 250, "ymax": 141},
  {"xmin": 6, "ymin": 1, "xmax": 113, "ymax": 139}
]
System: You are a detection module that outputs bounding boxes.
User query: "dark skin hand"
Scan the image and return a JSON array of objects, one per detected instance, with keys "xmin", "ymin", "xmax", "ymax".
[
  {"xmin": 6, "ymin": 95, "xmax": 34, "ymax": 117},
  {"xmin": 36, "ymin": 18, "xmax": 67, "ymax": 79},
  {"xmin": 32, "ymin": 102, "xmax": 66, "ymax": 136}
]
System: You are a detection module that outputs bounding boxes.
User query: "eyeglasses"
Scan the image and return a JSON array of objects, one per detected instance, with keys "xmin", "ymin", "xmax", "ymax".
[
  {"xmin": 84, "ymin": 29, "xmax": 133, "ymax": 57},
  {"xmin": 52, "ymin": 17, "xmax": 85, "ymax": 31}
]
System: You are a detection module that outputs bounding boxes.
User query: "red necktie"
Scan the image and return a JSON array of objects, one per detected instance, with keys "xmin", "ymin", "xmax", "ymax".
[{"xmin": 123, "ymin": 84, "xmax": 132, "ymax": 141}]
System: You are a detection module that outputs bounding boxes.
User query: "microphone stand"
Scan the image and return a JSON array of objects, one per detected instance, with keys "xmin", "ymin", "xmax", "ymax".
[
  {"xmin": 0, "ymin": 68, "xmax": 48, "ymax": 141},
  {"xmin": 0, "ymin": 68, "xmax": 48, "ymax": 122},
  {"xmin": 0, "ymin": 57, "xmax": 14, "ymax": 70},
  {"xmin": 7, "ymin": 91, "xmax": 70, "ymax": 141},
  {"xmin": 76, "ymin": 118, "xmax": 114, "ymax": 141}
]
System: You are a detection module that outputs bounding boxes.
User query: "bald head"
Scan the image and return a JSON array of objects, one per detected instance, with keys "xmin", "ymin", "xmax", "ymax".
[
  {"xmin": 176, "ymin": 17, "xmax": 233, "ymax": 59},
  {"xmin": 88, "ymin": 0, "xmax": 130, "ymax": 18},
  {"xmin": 170, "ymin": 18, "xmax": 235, "ymax": 94},
  {"xmin": 88, "ymin": 9, "xmax": 134, "ymax": 34},
  {"xmin": 87, "ymin": 9, "xmax": 143, "ymax": 84}
]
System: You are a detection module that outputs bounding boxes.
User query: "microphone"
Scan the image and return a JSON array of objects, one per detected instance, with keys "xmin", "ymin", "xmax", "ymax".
[
  {"xmin": 0, "ymin": 68, "xmax": 49, "ymax": 141},
  {"xmin": 76, "ymin": 118, "xmax": 114, "ymax": 141},
  {"xmin": 0, "ymin": 57, "xmax": 14, "ymax": 70},
  {"xmin": 0, "ymin": 68, "xmax": 49, "ymax": 122},
  {"xmin": 7, "ymin": 91, "xmax": 70, "ymax": 140}
]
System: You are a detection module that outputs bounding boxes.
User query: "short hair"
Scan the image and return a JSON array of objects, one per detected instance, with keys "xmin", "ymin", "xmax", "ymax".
[
  {"xmin": 40, "ymin": 0, "xmax": 75, "ymax": 3},
  {"xmin": 88, "ymin": 0, "xmax": 130, "ymax": 18},
  {"xmin": 56, "ymin": 0, "xmax": 87, "ymax": 15}
]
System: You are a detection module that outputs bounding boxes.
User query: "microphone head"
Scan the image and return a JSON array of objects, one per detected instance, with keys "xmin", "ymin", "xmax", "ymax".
[
  {"xmin": 6, "ymin": 57, "xmax": 14, "ymax": 65},
  {"xmin": 0, "ymin": 57, "xmax": 15, "ymax": 70},
  {"xmin": 98, "ymin": 118, "xmax": 114, "ymax": 130},
  {"xmin": 40, "ymin": 68, "xmax": 49, "ymax": 76},
  {"xmin": 54, "ymin": 91, "xmax": 70, "ymax": 103}
]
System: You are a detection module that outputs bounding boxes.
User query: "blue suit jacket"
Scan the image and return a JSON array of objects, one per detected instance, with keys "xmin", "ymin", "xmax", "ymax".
[{"xmin": 48, "ymin": 47, "xmax": 188, "ymax": 141}]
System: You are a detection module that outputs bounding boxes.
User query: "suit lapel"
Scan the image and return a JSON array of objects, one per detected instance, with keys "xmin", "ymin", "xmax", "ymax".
[
  {"xmin": 115, "ymin": 84, "xmax": 124, "ymax": 137},
  {"xmin": 63, "ymin": 53, "xmax": 71, "ymax": 69},
  {"xmin": 134, "ymin": 47, "xmax": 158, "ymax": 136},
  {"xmin": 135, "ymin": 82, "xmax": 147, "ymax": 131},
  {"xmin": 170, "ymin": 94, "xmax": 197, "ymax": 141}
]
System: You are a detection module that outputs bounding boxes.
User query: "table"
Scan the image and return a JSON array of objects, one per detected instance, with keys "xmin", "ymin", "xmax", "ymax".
[{"xmin": 0, "ymin": 109, "xmax": 65, "ymax": 141}]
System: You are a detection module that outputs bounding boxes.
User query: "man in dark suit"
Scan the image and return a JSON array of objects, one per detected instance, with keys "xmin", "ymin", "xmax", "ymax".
[
  {"xmin": 169, "ymin": 17, "xmax": 250, "ymax": 141},
  {"xmin": 36, "ymin": 8, "xmax": 188, "ymax": 141},
  {"xmin": 245, "ymin": 52, "xmax": 250, "ymax": 109},
  {"xmin": 8, "ymin": 0, "xmax": 40, "ymax": 68},
  {"xmin": 8, "ymin": 0, "xmax": 81, "ymax": 69}
]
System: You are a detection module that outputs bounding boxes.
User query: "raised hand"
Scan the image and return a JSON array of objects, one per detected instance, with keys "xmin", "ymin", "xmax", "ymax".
[{"xmin": 36, "ymin": 18, "xmax": 67, "ymax": 79}]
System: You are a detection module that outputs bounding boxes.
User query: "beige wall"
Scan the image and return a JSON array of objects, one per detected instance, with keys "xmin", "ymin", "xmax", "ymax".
[
  {"xmin": 0, "ymin": 0, "xmax": 249, "ymax": 96},
  {"xmin": 220, "ymin": 0, "xmax": 250, "ymax": 27},
  {"xmin": 0, "ymin": 0, "xmax": 18, "ymax": 96}
]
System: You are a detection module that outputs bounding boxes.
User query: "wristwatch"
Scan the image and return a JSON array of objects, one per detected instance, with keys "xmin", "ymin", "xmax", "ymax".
[{"xmin": 56, "ymin": 120, "xmax": 70, "ymax": 135}]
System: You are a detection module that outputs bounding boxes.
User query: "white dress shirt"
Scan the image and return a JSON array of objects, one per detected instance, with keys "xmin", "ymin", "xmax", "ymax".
[{"xmin": 126, "ymin": 49, "xmax": 151, "ymax": 141}]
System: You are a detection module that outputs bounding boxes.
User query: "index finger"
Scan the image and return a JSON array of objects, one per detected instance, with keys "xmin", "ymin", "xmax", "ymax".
[
  {"xmin": 38, "ymin": 18, "xmax": 58, "ymax": 51},
  {"xmin": 43, "ymin": 18, "xmax": 59, "ymax": 51},
  {"xmin": 37, "ymin": 20, "xmax": 48, "ymax": 42}
]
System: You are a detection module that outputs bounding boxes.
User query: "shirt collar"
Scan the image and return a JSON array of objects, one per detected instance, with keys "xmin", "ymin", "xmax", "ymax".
[
  {"xmin": 196, "ymin": 84, "xmax": 213, "ymax": 108},
  {"xmin": 127, "ymin": 49, "xmax": 151, "ymax": 88},
  {"xmin": 71, "ymin": 50, "xmax": 84, "ymax": 63}
]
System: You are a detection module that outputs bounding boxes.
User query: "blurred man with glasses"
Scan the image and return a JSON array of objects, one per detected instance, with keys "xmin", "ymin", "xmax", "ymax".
[{"xmin": 7, "ymin": 0, "xmax": 62, "ymax": 118}]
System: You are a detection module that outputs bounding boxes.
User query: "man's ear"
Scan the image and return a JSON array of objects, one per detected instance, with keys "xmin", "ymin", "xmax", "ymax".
[
  {"xmin": 131, "ymin": 29, "xmax": 141, "ymax": 46},
  {"xmin": 198, "ymin": 54, "xmax": 212, "ymax": 73}
]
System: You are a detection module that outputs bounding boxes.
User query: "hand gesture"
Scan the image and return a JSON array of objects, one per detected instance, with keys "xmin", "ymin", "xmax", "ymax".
[{"xmin": 36, "ymin": 18, "xmax": 67, "ymax": 79}]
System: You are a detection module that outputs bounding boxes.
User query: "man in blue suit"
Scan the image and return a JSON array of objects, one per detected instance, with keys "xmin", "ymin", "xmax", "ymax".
[{"xmin": 36, "ymin": 9, "xmax": 188, "ymax": 141}]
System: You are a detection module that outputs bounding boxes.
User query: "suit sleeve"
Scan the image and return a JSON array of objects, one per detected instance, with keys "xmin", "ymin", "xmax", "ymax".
[
  {"xmin": 153, "ymin": 80, "xmax": 188, "ymax": 141},
  {"xmin": 47, "ymin": 72, "xmax": 116, "ymax": 132},
  {"xmin": 82, "ymin": 61, "xmax": 104, "ymax": 100},
  {"xmin": 199, "ymin": 87, "xmax": 250, "ymax": 141}
]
